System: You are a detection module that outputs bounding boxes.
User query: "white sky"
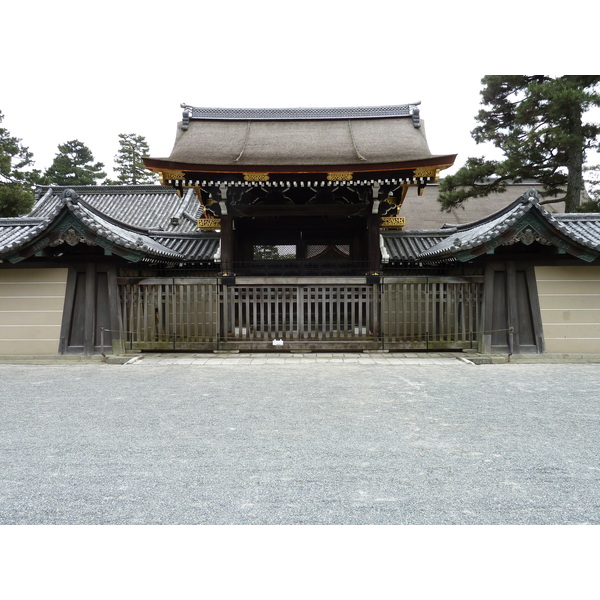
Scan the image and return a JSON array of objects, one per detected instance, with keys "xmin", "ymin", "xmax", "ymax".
[{"xmin": 2, "ymin": 1, "xmax": 597, "ymax": 179}]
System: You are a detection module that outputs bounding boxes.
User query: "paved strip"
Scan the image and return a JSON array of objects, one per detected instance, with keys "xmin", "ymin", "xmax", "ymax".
[{"xmin": 128, "ymin": 352, "xmax": 467, "ymax": 366}]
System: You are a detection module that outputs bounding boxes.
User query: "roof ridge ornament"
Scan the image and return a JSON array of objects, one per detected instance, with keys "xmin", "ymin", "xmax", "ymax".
[
  {"xmin": 61, "ymin": 189, "xmax": 80, "ymax": 205},
  {"xmin": 521, "ymin": 188, "xmax": 540, "ymax": 204},
  {"xmin": 179, "ymin": 102, "xmax": 422, "ymax": 129}
]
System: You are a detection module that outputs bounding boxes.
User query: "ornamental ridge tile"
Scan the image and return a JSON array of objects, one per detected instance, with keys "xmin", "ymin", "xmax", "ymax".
[{"xmin": 180, "ymin": 104, "xmax": 420, "ymax": 121}]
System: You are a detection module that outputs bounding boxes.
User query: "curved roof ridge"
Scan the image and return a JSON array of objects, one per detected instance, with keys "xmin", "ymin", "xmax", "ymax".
[
  {"xmin": 419, "ymin": 188, "xmax": 600, "ymax": 261},
  {"xmin": 180, "ymin": 103, "xmax": 421, "ymax": 122},
  {"xmin": 445, "ymin": 188, "xmax": 541, "ymax": 232},
  {"xmin": 65, "ymin": 200, "xmax": 185, "ymax": 260},
  {"xmin": 63, "ymin": 191, "xmax": 156, "ymax": 235},
  {"xmin": 29, "ymin": 187, "xmax": 54, "ymax": 216},
  {"xmin": 35, "ymin": 184, "xmax": 172, "ymax": 195}
]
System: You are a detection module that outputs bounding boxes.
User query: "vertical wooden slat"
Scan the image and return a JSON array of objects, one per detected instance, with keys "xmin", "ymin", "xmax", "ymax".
[
  {"xmin": 259, "ymin": 286, "xmax": 265, "ymax": 340},
  {"xmin": 369, "ymin": 285, "xmax": 376, "ymax": 339},
  {"xmin": 237, "ymin": 287, "xmax": 244, "ymax": 338},
  {"xmin": 320, "ymin": 287, "xmax": 326, "ymax": 340},
  {"xmin": 309, "ymin": 287, "xmax": 314, "ymax": 339},
  {"xmin": 448, "ymin": 284, "xmax": 454, "ymax": 341},
  {"xmin": 296, "ymin": 286, "xmax": 303, "ymax": 339},
  {"xmin": 348, "ymin": 286, "xmax": 354, "ymax": 340},
  {"xmin": 193, "ymin": 284, "xmax": 199, "ymax": 341},
  {"xmin": 128, "ymin": 286, "xmax": 134, "ymax": 342},
  {"xmin": 286, "ymin": 287, "xmax": 291, "ymax": 339},
  {"xmin": 140, "ymin": 285, "xmax": 149, "ymax": 342},
  {"xmin": 423, "ymin": 281, "xmax": 428, "ymax": 344},
  {"xmin": 272, "ymin": 287, "xmax": 278, "ymax": 338},
  {"xmin": 158, "ymin": 285, "xmax": 164, "ymax": 341},
  {"xmin": 365, "ymin": 286, "xmax": 371, "ymax": 338},
  {"xmin": 394, "ymin": 283, "xmax": 400, "ymax": 341}
]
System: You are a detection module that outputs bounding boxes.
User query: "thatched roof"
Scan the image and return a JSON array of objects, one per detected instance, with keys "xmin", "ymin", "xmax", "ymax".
[{"xmin": 145, "ymin": 104, "xmax": 456, "ymax": 173}]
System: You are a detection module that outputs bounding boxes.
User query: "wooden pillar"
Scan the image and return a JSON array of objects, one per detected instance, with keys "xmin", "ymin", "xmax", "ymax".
[
  {"xmin": 107, "ymin": 265, "xmax": 124, "ymax": 354},
  {"xmin": 367, "ymin": 214, "xmax": 381, "ymax": 273},
  {"xmin": 220, "ymin": 216, "xmax": 234, "ymax": 273},
  {"xmin": 83, "ymin": 262, "xmax": 96, "ymax": 355},
  {"xmin": 479, "ymin": 263, "xmax": 495, "ymax": 354}
]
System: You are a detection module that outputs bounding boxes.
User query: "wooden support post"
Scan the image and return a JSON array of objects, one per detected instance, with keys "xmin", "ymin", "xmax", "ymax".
[
  {"xmin": 367, "ymin": 213, "xmax": 381, "ymax": 273},
  {"xmin": 480, "ymin": 264, "xmax": 495, "ymax": 354},
  {"xmin": 525, "ymin": 264, "xmax": 545, "ymax": 354},
  {"xmin": 506, "ymin": 261, "xmax": 519, "ymax": 353},
  {"xmin": 84, "ymin": 262, "xmax": 96, "ymax": 356},
  {"xmin": 220, "ymin": 216, "xmax": 234, "ymax": 273}
]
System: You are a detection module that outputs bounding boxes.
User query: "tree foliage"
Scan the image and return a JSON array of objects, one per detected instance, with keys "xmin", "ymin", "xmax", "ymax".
[
  {"xmin": 438, "ymin": 76, "xmax": 600, "ymax": 212},
  {"xmin": 580, "ymin": 164, "xmax": 600, "ymax": 211},
  {"xmin": 0, "ymin": 110, "xmax": 41, "ymax": 216},
  {"xmin": 108, "ymin": 133, "xmax": 158, "ymax": 185},
  {"xmin": 45, "ymin": 139, "xmax": 106, "ymax": 186}
]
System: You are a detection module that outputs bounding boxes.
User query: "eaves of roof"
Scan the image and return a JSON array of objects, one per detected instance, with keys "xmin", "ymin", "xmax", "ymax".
[
  {"xmin": 30, "ymin": 185, "xmax": 201, "ymax": 233},
  {"xmin": 419, "ymin": 189, "xmax": 600, "ymax": 262},
  {"xmin": 1, "ymin": 188, "xmax": 223, "ymax": 265},
  {"xmin": 381, "ymin": 231, "xmax": 449, "ymax": 262},
  {"xmin": 0, "ymin": 190, "xmax": 187, "ymax": 262},
  {"xmin": 147, "ymin": 104, "xmax": 455, "ymax": 171}
]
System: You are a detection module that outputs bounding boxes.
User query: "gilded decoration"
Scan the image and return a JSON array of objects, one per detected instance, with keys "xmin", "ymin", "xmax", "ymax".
[
  {"xmin": 381, "ymin": 216, "xmax": 406, "ymax": 229},
  {"xmin": 243, "ymin": 173, "xmax": 270, "ymax": 182},
  {"xmin": 197, "ymin": 217, "xmax": 222, "ymax": 230},
  {"xmin": 327, "ymin": 172, "xmax": 353, "ymax": 181},
  {"xmin": 413, "ymin": 167, "xmax": 440, "ymax": 180},
  {"xmin": 161, "ymin": 170, "xmax": 185, "ymax": 181}
]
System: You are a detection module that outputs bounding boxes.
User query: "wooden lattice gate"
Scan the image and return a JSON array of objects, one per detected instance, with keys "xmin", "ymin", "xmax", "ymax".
[
  {"xmin": 219, "ymin": 280, "xmax": 379, "ymax": 351},
  {"xmin": 118, "ymin": 276, "xmax": 483, "ymax": 352}
]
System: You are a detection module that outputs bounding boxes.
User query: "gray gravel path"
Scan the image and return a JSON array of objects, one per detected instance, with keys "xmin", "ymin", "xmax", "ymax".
[{"xmin": 1, "ymin": 361, "xmax": 598, "ymax": 524}]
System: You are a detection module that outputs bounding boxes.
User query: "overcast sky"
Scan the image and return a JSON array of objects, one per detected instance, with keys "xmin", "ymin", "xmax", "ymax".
[{"xmin": 3, "ymin": 1, "xmax": 597, "ymax": 179}]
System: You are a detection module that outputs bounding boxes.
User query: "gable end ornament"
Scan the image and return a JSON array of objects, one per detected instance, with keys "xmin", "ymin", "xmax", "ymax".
[{"xmin": 502, "ymin": 227, "xmax": 551, "ymax": 247}]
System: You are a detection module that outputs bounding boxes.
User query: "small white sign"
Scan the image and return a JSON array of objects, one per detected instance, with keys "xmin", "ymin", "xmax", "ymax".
[{"xmin": 272, "ymin": 339, "xmax": 284, "ymax": 346}]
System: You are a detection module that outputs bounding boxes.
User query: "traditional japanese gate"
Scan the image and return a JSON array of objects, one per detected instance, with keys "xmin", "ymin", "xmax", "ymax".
[
  {"xmin": 118, "ymin": 276, "xmax": 483, "ymax": 352},
  {"xmin": 219, "ymin": 279, "xmax": 379, "ymax": 351}
]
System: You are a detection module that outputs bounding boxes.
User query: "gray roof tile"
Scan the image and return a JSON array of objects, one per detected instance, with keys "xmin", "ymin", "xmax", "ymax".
[{"xmin": 30, "ymin": 185, "xmax": 201, "ymax": 233}]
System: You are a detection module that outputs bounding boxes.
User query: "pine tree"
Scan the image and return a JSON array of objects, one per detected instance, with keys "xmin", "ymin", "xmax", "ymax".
[
  {"xmin": 438, "ymin": 76, "xmax": 600, "ymax": 212},
  {"xmin": 581, "ymin": 165, "xmax": 600, "ymax": 211},
  {"xmin": 109, "ymin": 133, "xmax": 158, "ymax": 185},
  {"xmin": 45, "ymin": 140, "xmax": 106, "ymax": 186},
  {"xmin": 0, "ymin": 110, "xmax": 41, "ymax": 216}
]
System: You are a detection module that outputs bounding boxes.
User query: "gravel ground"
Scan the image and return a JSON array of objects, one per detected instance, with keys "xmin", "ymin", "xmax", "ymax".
[{"xmin": 0, "ymin": 361, "xmax": 598, "ymax": 524}]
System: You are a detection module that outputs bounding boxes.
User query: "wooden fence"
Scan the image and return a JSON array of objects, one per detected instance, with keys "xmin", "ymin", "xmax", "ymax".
[
  {"xmin": 118, "ymin": 276, "xmax": 483, "ymax": 351},
  {"xmin": 118, "ymin": 278, "xmax": 219, "ymax": 351},
  {"xmin": 382, "ymin": 277, "xmax": 484, "ymax": 350}
]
